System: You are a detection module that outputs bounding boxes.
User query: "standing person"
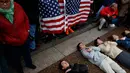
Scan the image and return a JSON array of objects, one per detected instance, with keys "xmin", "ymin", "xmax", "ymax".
[
  {"xmin": 59, "ymin": 60, "xmax": 88, "ymax": 73},
  {"xmin": 14, "ymin": 0, "xmax": 39, "ymax": 51},
  {"xmin": 98, "ymin": 3, "xmax": 118, "ymax": 30},
  {"xmin": 94, "ymin": 37, "xmax": 130, "ymax": 69},
  {"xmin": 0, "ymin": 0, "xmax": 36, "ymax": 73},
  {"xmin": 77, "ymin": 42, "xmax": 126, "ymax": 73}
]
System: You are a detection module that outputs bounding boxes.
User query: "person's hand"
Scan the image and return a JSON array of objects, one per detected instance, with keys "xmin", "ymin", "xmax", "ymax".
[
  {"xmin": 87, "ymin": 48, "xmax": 92, "ymax": 52},
  {"xmin": 120, "ymin": 37, "xmax": 126, "ymax": 40},
  {"xmin": 107, "ymin": 14, "xmax": 110, "ymax": 17}
]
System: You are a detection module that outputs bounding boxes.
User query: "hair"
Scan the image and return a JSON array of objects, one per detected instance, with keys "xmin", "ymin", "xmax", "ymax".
[
  {"xmin": 121, "ymin": 32, "xmax": 126, "ymax": 37},
  {"xmin": 110, "ymin": 3, "xmax": 117, "ymax": 8},
  {"xmin": 94, "ymin": 37, "xmax": 100, "ymax": 46},
  {"xmin": 59, "ymin": 60, "xmax": 63, "ymax": 70},
  {"xmin": 77, "ymin": 42, "xmax": 82, "ymax": 51},
  {"xmin": 111, "ymin": 35, "xmax": 115, "ymax": 41}
]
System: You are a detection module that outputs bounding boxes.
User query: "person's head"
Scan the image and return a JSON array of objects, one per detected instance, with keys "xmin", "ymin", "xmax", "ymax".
[
  {"xmin": 125, "ymin": 30, "xmax": 130, "ymax": 35},
  {"xmin": 110, "ymin": 3, "xmax": 118, "ymax": 11},
  {"xmin": 94, "ymin": 37, "xmax": 103, "ymax": 46},
  {"xmin": 112, "ymin": 34, "xmax": 119, "ymax": 41},
  {"xmin": 122, "ymin": 30, "xmax": 130, "ymax": 37},
  {"xmin": 77, "ymin": 42, "xmax": 86, "ymax": 51},
  {"xmin": 59, "ymin": 60, "xmax": 70, "ymax": 70},
  {"xmin": 0, "ymin": 0, "xmax": 11, "ymax": 9}
]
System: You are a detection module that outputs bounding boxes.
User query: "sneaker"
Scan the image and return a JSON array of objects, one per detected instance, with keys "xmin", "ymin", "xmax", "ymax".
[
  {"xmin": 109, "ymin": 24, "xmax": 115, "ymax": 27},
  {"xmin": 26, "ymin": 64, "xmax": 36, "ymax": 69},
  {"xmin": 98, "ymin": 28, "xmax": 101, "ymax": 31}
]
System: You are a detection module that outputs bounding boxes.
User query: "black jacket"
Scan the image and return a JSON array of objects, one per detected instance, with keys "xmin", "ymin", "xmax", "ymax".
[{"xmin": 67, "ymin": 63, "xmax": 88, "ymax": 73}]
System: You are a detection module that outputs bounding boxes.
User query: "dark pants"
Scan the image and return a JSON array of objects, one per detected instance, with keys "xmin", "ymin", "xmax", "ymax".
[
  {"xmin": 115, "ymin": 51, "xmax": 130, "ymax": 69},
  {"xmin": 3, "ymin": 39, "xmax": 33, "ymax": 73},
  {"xmin": 0, "ymin": 56, "xmax": 10, "ymax": 73}
]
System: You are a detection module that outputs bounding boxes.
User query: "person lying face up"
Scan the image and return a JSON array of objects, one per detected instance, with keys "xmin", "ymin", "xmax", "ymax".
[
  {"xmin": 59, "ymin": 60, "xmax": 88, "ymax": 73},
  {"xmin": 77, "ymin": 42, "xmax": 126, "ymax": 73}
]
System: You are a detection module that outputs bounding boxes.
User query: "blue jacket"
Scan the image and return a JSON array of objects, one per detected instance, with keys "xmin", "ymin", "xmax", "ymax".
[
  {"xmin": 80, "ymin": 46, "xmax": 107, "ymax": 66},
  {"xmin": 116, "ymin": 37, "xmax": 130, "ymax": 49}
]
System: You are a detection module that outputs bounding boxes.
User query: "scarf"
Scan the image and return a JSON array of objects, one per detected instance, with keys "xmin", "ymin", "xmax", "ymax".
[{"xmin": 0, "ymin": 0, "xmax": 14, "ymax": 24}]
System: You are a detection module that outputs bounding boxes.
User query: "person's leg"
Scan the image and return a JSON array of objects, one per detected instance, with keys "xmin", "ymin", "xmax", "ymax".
[
  {"xmin": 115, "ymin": 51, "xmax": 130, "ymax": 69},
  {"xmin": 29, "ymin": 24, "xmax": 36, "ymax": 50},
  {"xmin": 98, "ymin": 18, "xmax": 106, "ymax": 30},
  {"xmin": 21, "ymin": 40, "xmax": 36, "ymax": 69},
  {"xmin": 7, "ymin": 46, "xmax": 24, "ymax": 73},
  {"xmin": 99, "ymin": 58, "xmax": 115, "ymax": 73},
  {"xmin": 0, "ymin": 45, "xmax": 11, "ymax": 73},
  {"xmin": 106, "ymin": 57, "xmax": 126, "ymax": 73},
  {"xmin": 112, "ymin": 18, "xmax": 118, "ymax": 26},
  {"xmin": 0, "ymin": 56, "xmax": 11, "ymax": 73}
]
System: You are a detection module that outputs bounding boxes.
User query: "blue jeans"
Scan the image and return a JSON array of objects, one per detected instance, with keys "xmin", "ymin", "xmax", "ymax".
[
  {"xmin": 112, "ymin": 18, "xmax": 118, "ymax": 24},
  {"xmin": 29, "ymin": 24, "xmax": 36, "ymax": 50}
]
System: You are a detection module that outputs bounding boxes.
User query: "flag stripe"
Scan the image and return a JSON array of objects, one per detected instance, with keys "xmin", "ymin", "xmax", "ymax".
[
  {"xmin": 41, "ymin": 15, "xmax": 65, "ymax": 23},
  {"xmin": 41, "ymin": 24, "xmax": 65, "ymax": 31},
  {"xmin": 41, "ymin": 22, "xmax": 65, "ymax": 28}
]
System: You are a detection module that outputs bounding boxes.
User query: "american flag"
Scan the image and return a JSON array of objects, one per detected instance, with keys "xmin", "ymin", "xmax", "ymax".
[
  {"xmin": 39, "ymin": 0, "xmax": 93, "ymax": 34},
  {"xmin": 65, "ymin": 0, "xmax": 81, "ymax": 15}
]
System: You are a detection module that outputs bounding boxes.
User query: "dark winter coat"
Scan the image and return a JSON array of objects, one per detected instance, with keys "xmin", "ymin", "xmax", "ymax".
[{"xmin": 66, "ymin": 63, "xmax": 88, "ymax": 73}]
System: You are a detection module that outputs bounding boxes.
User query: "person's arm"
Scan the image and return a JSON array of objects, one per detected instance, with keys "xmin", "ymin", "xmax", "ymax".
[
  {"xmin": 91, "ymin": 46, "xmax": 100, "ymax": 51},
  {"xmin": 103, "ymin": 41, "xmax": 111, "ymax": 52},
  {"xmin": 109, "ymin": 41, "xmax": 118, "ymax": 46},
  {"xmin": 116, "ymin": 40, "xmax": 122, "ymax": 45},
  {"xmin": 125, "ymin": 37, "xmax": 130, "ymax": 41},
  {"xmin": 81, "ymin": 49, "xmax": 94, "ymax": 60}
]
